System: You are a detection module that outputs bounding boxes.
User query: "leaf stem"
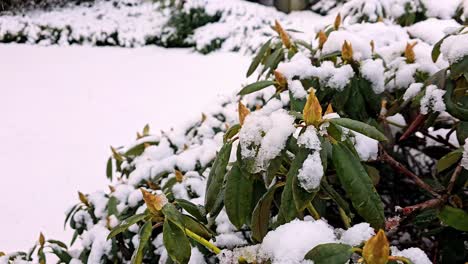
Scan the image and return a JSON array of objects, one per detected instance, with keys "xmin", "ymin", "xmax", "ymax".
[
  {"xmin": 306, "ymin": 203, "xmax": 321, "ymax": 220},
  {"xmin": 339, "ymin": 207, "xmax": 351, "ymax": 229},
  {"xmin": 184, "ymin": 228, "xmax": 221, "ymax": 255}
]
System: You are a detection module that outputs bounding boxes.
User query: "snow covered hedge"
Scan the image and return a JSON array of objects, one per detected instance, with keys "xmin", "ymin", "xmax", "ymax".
[
  {"xmin": 1, "ymin": 0, "xmax": 468, "ymax": 54},
  {"xmin": 2, "ymin": 1, "xmax": 468, "ymax": 264}
]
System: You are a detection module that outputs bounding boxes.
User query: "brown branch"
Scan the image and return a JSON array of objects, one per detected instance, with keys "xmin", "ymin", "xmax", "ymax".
[
  {"xmin": 399, "ymin": 113, "xmax": 427, "ymax": 141},
  {"xmin": 401, "ymin": 195, "xmax": 447, "ymax": 216},
  {"xmin": 380, "ymin": 148, "xmax": 440, "ymax": 198},
  {"xmin": 420, "ymin": 130, "xmax": 457, "ymax": 150},
  {"xmin": 447, "ymin": 164, "xmax": 463, "ymax": 194}
]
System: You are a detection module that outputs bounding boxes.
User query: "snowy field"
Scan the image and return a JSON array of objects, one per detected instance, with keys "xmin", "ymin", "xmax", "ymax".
[{"xmin": 0, "ymin": 44, "xmax": 249, "ymax": 252}]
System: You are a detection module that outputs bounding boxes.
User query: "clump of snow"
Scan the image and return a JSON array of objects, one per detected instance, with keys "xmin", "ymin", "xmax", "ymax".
[
  {"xmin": 421, "ymin": 0, "xmax": 463, "ymax": 19},
  {"xmin": 340, "ymin": 223, "xmax": 375, "ymax": 246},
  {"xmin": 403, "ymin": 83, "xmax": 423, "ymax": 101},
  {"xmin": 386, "ymin": 113, "xmax": 407, "ymax": 136},
  {"xmin": 277, "ymin": 54, "xmax": 355, "ymax": 91},
  {"xmin": 297, "ymin": 126, "xmax": 322, "ymax": 150},
  {"xmin": 239, "ymin": 108, "xmax": 295, "ymax": 172},
  {"xmin": 440, "ymin": 31, "xmax": 468, "ymax": 63},
  {"xmin": 420, "ymin": 84, "xmax": 446, "ymax": 114},
  {"xmin": 259, "ymin": 219, "xmax": 336, "ymax": 264},
  {"xmin": 353, "ymin": 132, "xmax": 379, "ymax": 161},
  {"xmin": 462, "ymin": 139, "xmax": 468, "ymax": 170},
  {"xmin": 407, "ymin": 18, "xmax": 461, "ymax": 45},
  {"xmin": 289, "ymin": 80, "xmax": 308, "ymax": 99},
  {"xmin": 361, "ymin": 59, "xmax": 385, "ymax": 94},
  {"xmin": 298, "ymin": 152, "xmax": 324, "ymax": 191},
  {"xmin": 322, "ymin": 30, "xmax": 373, "ymax": 61},
  {"xmin": 392, "ymin": 247, "xmax": 432, "ymax": 264}
]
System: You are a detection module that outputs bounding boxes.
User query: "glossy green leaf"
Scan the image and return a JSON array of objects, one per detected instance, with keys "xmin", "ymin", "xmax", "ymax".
[
  {"xmin": 238, "ymin": 80, "xmax": 276, "ymax": 95},
  {"xmin": 304, "ymin": 243, "xmax": 353, "ymax": 264},
  {"xmin": 251, "ymin": 183, "xmax": 283, "ymax": 242},
  {"xmin": 457, "ymin": 121, "xmax": 468, "ymax": 144},
  {"xmin": 50, "ymin": 245, "xmax": 72, "ymax": 263},
  {"xmin": 131, "ymin": 220, "xmax": 153, "ymax": 264},
  {"xmin": 224, "ymin": 164, "xmax": 254, "ymax": 229},
  {"xmin": 106, "ymin": 157, "xmax": 113, "ymax": 180},
  {"xmin": 329, "ymin": 118, "xmax": 387, "ymax": 142},
  {"xmin": 246, "ymin": 38, "xmax": 272, "ymax": 77},
  {"xmin": 438, "ymin": 206, "xmax": 468, "ymax": 231},
  {"xmin": 279, "ymin": 147, "xmax": 312, "ymax": 223},
  {"xmin": 223, "ymin": 124, "xmax": 241, "ymax": 143},
  {"xmin": 107, "ymin": 213, "xmax": 148, "ymax": 240},
  {"xmin": 261, "ymin": 44, "xmax": 283, "ymax": 76},
  {"xmin": 162, "ymin": 203, "xmax": 185, "ymax": 229},
  {"xmin": 332, "ymin": 142, "xmax": 385, "ymax": 229},
  {"xmin": 205, "ymin": 142, "xmax": 232, "ymax": 213},
  {"xmin": 181, "ymin": 214, "xmax": 212, "ymax": 240},
  {"xmin": 175, "ymin": 199, "xmax": 207, "ymax": 224},
  {"xmin": 437, "ymin": 148, "xmax": 463, "ymax": 172},
  {"xmin": 450, "ymin": 55, "xmax": 468, "ymax": 79},
  {"xmin": 163, "ymin": 219, "xmax": 191, "ymax": 264},
  {"xmin": 107, "ymin": 196, "xmax": 119, "ymax": 217}
]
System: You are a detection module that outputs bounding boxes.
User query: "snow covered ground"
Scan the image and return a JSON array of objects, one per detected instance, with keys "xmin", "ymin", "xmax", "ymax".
[{"xmin": 0, "ymin": 44, "xmax": 250, "ymax": 252}]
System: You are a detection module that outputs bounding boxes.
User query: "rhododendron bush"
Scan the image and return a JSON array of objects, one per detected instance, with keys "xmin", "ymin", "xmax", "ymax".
[{"xmin": 1, "ymin": 0, "xmax": 468, "ymax": 263}]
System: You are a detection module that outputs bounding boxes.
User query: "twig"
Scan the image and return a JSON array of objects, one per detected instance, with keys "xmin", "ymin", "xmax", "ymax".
[
  {"xmin": 380, "ymin": 148, "xmax": 440, "ymax": 198},
  {"xmin": 420, "ymin": 130, "xmax": 457, "ymax": 150},
  {"xmin": 399, "ymin": 113, "xmax": 426, "ymax": 141},
  {"xmin": 400, "ymin": 195, "xmax": 447, "ymax": 216},
  {"xmin": 447, "ymin": 164, "xmax": 463, "ymax": 194}
]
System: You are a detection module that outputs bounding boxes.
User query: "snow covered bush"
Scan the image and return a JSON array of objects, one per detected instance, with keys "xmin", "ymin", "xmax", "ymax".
[
  {"xmin": 0, "ymin": 0, "xmax": 325, "ymax": 53},
  {"xmin": 2, "ymin": 2, "xmax": 468, "ymax": 264}
]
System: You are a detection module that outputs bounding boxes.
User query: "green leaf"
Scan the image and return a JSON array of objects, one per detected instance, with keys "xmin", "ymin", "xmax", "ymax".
[
  {"xmin": 292, "ymin": 147, "xmax": 317, "ymax": 212},
  {"xmin": 450, "ymin": 55, "xmax": 468, "ymax": 79},
  {"xmin": 304, "ymin": 243, "xmax": 353, "ymax": 264},
  {"xmin": 107, "ymin": 196, "xmax": 119, "ymax": 217},
  {"xmin": 162, "ymin": 203, "xmax": 185, "ymax": 229},
  {"xmin": 238, "ymin": 80, "xmax": 276, "ymax": 96},
  {"xmin": 130, "ymin": 220, "xmax": 153, "ymax": 264},
  {"xmin": 329, "ymin": 118, "xmax": 387, "ymax": 142},
  {"xmin": 106, "ymin": 157, "xmax": 113, "ymax": 180},
  {"xmin": 265, "ymin": 151, "xmax": 284, "ymax": 186},
  {"xmin": 175, "ymin": 199, "xmax": 207, "ymax": 224},
  {"xmin": 107, "ymin": 213, "xmax": 148, "ymax": 240},
  {"xmin": 163, "ymin": 219, "xmax": 191, "ymax": 264},
  {"xmin": 279, "ymin": 147, "xmax": 310, "ymax": 224},
  {"xmin": 246, "ymin": 38, "xmax": 272, "ymax": 77},
  {"xmin": 64, "ymin": 204, "xmax": 78, "ymax": 229},
  {"xmin": 223, "ymin": 124, "xmax": 241, "ymax": 143},
  {"xmin": 261, "ymin": 44, "xmax": 283, "ymax": 76},
  {"xmin": 437, "ymin": 148, "xmax": 463, "ymax": 172},
  {"xmin": 224, "ymin": 164, "xmax": 254, "ymax": 229},
  {"xmin": 205, "ymin": 142, "xmax": 232, "ymax": 213},
  {"xmin": 181, "ymin": 214, "xmax": 212, "ymax": 240},
  {"xmin": 251, "ymin": 183, "xmax": 283, "ymax": 242},
  {"xmin": 332, "ymin": 142, "xmax": 385, "ymax": 229},
  {"xmin": 438, "ymin": 206, "xmax": 468, "ymax": 231},
  {"xmin": 432, "ymin": 37, "xmax": 444, "ymax": 62},
  {"xmin": 50, "ymin": 247, "xmax": 72, "ymax": 263},
  {"xmin": 47, "ymin": 239, "xmax": 68, "ymax": 249},
  {"xmin": 457, "ymin": 121, "xmax": 468, "ymax": 145}
]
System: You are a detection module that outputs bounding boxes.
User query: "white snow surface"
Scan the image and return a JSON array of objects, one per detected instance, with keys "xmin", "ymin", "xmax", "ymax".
[
  {"xmin": 0, "ymin": 44, "xmax": 250, "ymax": 252},
  {"xmin": 259, "ymin": 219, "xmax": 336, "ymax": 264}
]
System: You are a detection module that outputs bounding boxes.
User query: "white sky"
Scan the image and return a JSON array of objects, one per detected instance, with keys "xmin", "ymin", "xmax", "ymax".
[{"xmin": 0, "ymin": 44, "xmax": 249, "ymax": 252}]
